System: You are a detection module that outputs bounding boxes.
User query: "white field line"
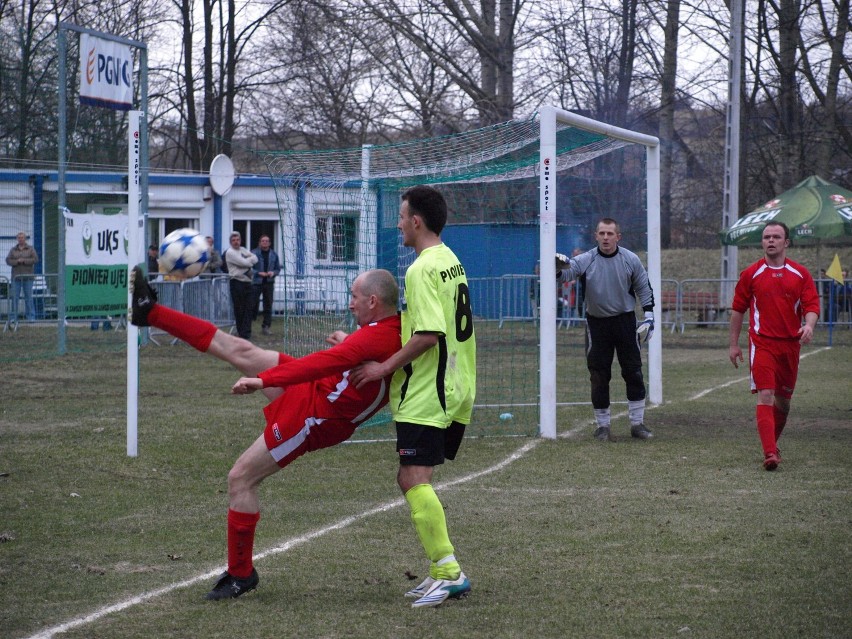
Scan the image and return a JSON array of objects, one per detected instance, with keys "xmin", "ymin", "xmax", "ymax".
[
  {"xmin": 23, "ymin": 347, "xmax": 831, "ymax": 639},
  {"xmin": 557, "ymin": 346, "xmax": 831, "ymax": 438},
  {"xmin": 23, "ymin": 439, "xmax": 541, "ymax": 639}
]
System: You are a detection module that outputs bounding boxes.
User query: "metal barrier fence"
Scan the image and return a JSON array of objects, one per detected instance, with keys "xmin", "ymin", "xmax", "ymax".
[
  {"xmin": 148, "ymin": 274, "xmax": 234, "ymax": 344},
  {"xmin": 469, "ymin": 274, "xmax": 852, "ymax": 332},
  {"xmin": 272, "ymin": 274, "xmax": 353, "ymax": 316},
  {"xmin": 2, "ymin": 272, "xmax": 850, "ymax": 336},
  {"xmin": 469, "ymin": 274, "xmax": 585, "ymax": 328},
  {"xmin": 2, "ymin": 273, "xmax": 59, "ymax": 331}
]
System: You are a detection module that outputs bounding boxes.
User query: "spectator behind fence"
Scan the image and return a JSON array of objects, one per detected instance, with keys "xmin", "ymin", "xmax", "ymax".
[
  {"xmin": 6, "ymin": 231, "xmax": 39, "ymax": 322},
  {"xmin": 841, "ymin": 271, "xmax": 851, "ymax": 319},
  {"xmin": 204, "ymin": 236, "xmax": 223, "ymax": 274},
  {"xmin": 147, "ymin": 244, "xmax": 160, "ymax": 276},
  {"xmin": 530, "ymin": 261, "xmax": 565, "ymax": 322},
  {"xmin": 90, "ymin": 317, "xmax": 113, "ymax": 331},
  {"xmin": 251, "ymin": 235, "xmax": 281, "ymax": 336},
  {"xmin": 571, "ymin": 247, "xmax": 585, "ymax": 316},
  {"xmin": 223, "ymin": 231, "xmax": 258, "ymax": 339}
]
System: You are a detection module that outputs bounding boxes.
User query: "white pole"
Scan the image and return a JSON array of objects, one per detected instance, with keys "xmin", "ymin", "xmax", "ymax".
[
  {"xmin": 539, "ymin": 106, "xmax": 557, "ymax": 439},
  {"xmin": 127, "ymin": 110, "xmax": 142, "ymax": 457},
  {"xmin": 360, "ymin": 144, "xmax": 375, "ymax": 268},
  {"xmin": 544, "ymin": 106, "xmax": 663, "ymax": 408},
  {"xmin": 646, "ymin": 144, "xmax": 663, "ymax": 405},
  {"xmin": 721, "ymin": 0, "xmax": 743, "ymax": 302}
]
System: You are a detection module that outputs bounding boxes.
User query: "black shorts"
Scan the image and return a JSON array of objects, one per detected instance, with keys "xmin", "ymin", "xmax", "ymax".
[{"xmin": 396, "ymin": 421, "xmax": 466, "ymax": 466}]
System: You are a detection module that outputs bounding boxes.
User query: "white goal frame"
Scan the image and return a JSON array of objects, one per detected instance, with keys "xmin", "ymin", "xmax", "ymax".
[{"xmin": 538, "ymin": 106, "xmax": 662, "ymax": 439}]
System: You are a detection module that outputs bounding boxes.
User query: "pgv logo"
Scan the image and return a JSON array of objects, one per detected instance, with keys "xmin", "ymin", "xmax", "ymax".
[{"xmin": 85, "ymin": 46, "xmax": 131, "ymax": 88}]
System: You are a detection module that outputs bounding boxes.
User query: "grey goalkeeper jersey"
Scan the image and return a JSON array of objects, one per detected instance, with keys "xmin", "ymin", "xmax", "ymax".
[{"xmin": 559, "ymin": 246, "xmax": 654, "ymax": 318}]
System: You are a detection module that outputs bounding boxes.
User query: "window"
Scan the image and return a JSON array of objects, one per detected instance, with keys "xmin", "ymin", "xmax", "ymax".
[{"xmin": 315, "ymin": 212, "xmax": 358, "ymax": 264}]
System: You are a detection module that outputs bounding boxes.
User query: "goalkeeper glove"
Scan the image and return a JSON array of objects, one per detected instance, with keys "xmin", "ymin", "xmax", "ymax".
[
  {"xmin": 555, "ymin": 253, "xmax": 570, "ymax": 271},
  {"xmin": 636, "ymin": 312, "xmax": 654, "ymax": 343}
]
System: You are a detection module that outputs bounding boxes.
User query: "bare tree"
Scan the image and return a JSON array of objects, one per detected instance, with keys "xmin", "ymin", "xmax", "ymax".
[
  {"xmin": 350, "ymin": 0, "xmax": 527, "ymax": 126},
  {"xmin": 154, "ymin": 0, "xmax": 293, "ymax": 170},
  {"xmin": 245, "ymin": 0, "xmax": 390, "ymax": 150},
  {"xmin": 796, "ymin": 0, "xmax": 851, "ymax": 178},
  {"xmin": 347, "ymin": 7, "xmax": 472, "ymax": 136},
  {"xmin": 1, "ymin": 0, "xmax": 60, "ymax": 160},
  {"xmin": 742, "ymin": 0, "xmax": 851, "ymax": 197},
  {"xmin": 0, "ymin": 0, "xmax": 166, "ymax": 166}
]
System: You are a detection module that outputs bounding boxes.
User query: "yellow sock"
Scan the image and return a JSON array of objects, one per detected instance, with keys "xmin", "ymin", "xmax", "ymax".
[{"xmin": 405, "ymin": 484, "xmax": 460, "ymax": 580}]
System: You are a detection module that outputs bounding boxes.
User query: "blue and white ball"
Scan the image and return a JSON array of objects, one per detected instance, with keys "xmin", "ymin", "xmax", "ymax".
[{"xmin": 158, "ymin": 228, "xmax": 209, "ymax": 278}]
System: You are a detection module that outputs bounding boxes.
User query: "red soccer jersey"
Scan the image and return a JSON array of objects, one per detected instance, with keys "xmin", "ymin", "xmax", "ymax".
[
  {"xmin": 731, "ymin": 258, "xmax": 820, "ymax": 340},
  {"xmin": 258, "ymin": 315, "xmax": 401, "ymax": 423}
]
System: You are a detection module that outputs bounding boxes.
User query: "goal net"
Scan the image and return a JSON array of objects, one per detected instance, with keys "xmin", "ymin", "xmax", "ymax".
[{"xmin": 261, "ymin": 107, "xmax": 660, "ymax": 440}]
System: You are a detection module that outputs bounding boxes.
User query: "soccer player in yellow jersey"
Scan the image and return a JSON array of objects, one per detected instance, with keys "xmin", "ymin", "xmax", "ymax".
[{"xmin": 351, "ymin": 185, "xmax": 476, "ymax": 608}]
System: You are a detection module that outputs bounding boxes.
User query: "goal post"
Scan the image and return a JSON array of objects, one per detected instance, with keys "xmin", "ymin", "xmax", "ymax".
[
  {"xmin": 262, "ymin": 108, "xmax": 661, "ymax": 441},
  {"xmin": 538, "ymin": 106, "xmax": 661, "ymax": 439}
]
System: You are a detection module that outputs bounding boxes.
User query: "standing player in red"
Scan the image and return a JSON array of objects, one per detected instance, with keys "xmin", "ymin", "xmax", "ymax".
[
  {"xmin": 728, "ymin": 222, "xmax": 820, "ymax": 471},
  {"xmin": 128, "ymin": 266, "xmax": 401, "ymax": 599}
]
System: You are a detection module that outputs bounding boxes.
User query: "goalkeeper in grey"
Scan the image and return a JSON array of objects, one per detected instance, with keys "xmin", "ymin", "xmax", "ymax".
[{"xmin": 556, "ymin": 218, "xmax": 655, "ymax": 441}]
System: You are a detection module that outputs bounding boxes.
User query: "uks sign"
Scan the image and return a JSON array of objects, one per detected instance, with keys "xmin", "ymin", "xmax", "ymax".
[{"xmin": 79, "ymin": 33, "xmax": 133, "ymax": 111}]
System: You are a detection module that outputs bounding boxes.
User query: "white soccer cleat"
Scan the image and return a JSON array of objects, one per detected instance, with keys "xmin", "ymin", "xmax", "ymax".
[
  {"xmin": 404, "ymin": 575, "xmax": 436, "ymax": 598},
  {"xmin": 411, "ymin": 572, "xmax": 471, "ymax": 608}
]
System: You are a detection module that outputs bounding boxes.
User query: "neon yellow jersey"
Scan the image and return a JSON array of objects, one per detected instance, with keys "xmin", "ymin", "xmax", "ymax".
[{"xmin": 391, "ymin": 244, "xmax": 476, "ymax": 428}]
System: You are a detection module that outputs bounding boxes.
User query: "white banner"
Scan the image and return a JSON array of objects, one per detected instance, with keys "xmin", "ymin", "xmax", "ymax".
[
  {"xmin": 64, "ymin": 209, "xmax": 129, "ymax": 265},
  {"xmin": 79, "ymin": 33, "xmax": 133, "ymax": 111},
  {"xmin": 62, "ymin": 209, "xmax": 130, "ymax": 317}
]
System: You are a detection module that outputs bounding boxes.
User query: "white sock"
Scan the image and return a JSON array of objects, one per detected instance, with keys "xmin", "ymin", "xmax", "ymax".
[
  {"xmin": 628, "ymin": 400, "xmax": 645, "ymax": 426},
  {"xmin": 594, "ymin": 408, "xmax": 611, "ymax": 428}
]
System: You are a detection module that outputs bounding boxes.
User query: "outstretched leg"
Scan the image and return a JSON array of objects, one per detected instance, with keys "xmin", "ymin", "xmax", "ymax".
[{"xmin": 129, "ymin": 267, "xmax": 281, "ymax": 397}]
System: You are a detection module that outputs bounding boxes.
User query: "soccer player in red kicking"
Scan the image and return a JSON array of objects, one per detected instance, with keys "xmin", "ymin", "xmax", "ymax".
[
  {"xmin": 129, "ymin": 266, "xmax": 401, "ymax": 599},
  {"xmin": 728, "ymin": 222, "xmax": 820, "ymax": 471}
]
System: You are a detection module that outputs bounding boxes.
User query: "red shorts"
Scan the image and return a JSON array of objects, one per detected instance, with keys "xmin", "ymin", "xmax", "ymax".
[
  {"xmin": 262, "ymin": 385, "xmax": 358, "ymax": 468},
  {"xmin": 748, "ymin": 334, "xmax": 801, "ymax": 398}
]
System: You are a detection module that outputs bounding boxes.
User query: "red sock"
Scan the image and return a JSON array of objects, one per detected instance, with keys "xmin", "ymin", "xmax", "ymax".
[
  {"xmin": 756, "ymin": 405, "xmax": 777, "ymax": 455},
  {"xmin": 148, "ymin": 305, "xmax": 217, "ymax": 352},
  {"xmin": 227, "ymin": 509, "xmax": 260, "ymax": 578},
  {"xmin": 773, "ymin": 406, "xmax": 788, "ymax": 442}
]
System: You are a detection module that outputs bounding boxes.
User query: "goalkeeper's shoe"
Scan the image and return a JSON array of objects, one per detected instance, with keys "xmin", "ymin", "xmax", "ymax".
[
  {"xmin": 411, "ymin": 572, "xmax": 470, "ymax": 608},
  {"xmin": 593, "ymin": 426, "xmax": 612, "ymax": 442},
  {"xmin": 630, "ymin": 424, "xmax": 653, "ymax": 440},
  {"xmin": 204, "ymin": 568, "xmax": 259, "ymax": 600},
  {"xmin": 404, "ymin": 575, "xmax": 436, "ymax": 598},
  {"xmin": 129, "ymin": 266, "xmax": 157, "ymax": 326}
]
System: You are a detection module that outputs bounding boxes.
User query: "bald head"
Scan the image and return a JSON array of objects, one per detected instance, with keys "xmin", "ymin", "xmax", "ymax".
[
  {"xmin": 349, "ymin": 269, "xmax": 399, "ymax": 326},
  {"xmin": 356, "ymin": 269, "xmax": 399, "ymax": 308}
]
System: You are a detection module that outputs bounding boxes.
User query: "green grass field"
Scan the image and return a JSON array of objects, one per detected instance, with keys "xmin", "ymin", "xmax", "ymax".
[{"xmin": 1, "ymin": 324, "xmax": 850, "ymax": 639}]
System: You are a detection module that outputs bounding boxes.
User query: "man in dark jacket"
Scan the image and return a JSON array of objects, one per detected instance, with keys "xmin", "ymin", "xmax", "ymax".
[{"xmin": 251, "ymin": 235, "xmax": 281, "ymax": 336}]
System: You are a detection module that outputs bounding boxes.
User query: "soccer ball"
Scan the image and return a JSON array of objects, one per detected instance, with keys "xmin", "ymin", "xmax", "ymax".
[{"xmin": 158, "ymin": 228, "xmax": 209, "ymax": 278}]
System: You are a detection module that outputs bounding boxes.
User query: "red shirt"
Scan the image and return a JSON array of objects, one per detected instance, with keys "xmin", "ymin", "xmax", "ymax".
[
  {"xmin": 258, "ymin": 315, "xmax": 401, "ymax": 424},
  {"xmin": 731, "ymin": 258, "xmax": 820, "ymax": 340}
]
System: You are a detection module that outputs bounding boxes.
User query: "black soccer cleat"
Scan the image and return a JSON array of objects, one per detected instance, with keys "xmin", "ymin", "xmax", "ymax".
[
  {"xmin": 593, "ymin": 426, "xmax": 612, "ymax": 442},
  {"xmin": 204, "ymin": 568, "xmax": 259, "ymax": 601},
  {"xmin": 630, "ymin": 423, "xmax": 653, "ymax": 440},
  {"xmin": 129, "ymin": 266, "xmax": 157, "ymax": 326}
]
